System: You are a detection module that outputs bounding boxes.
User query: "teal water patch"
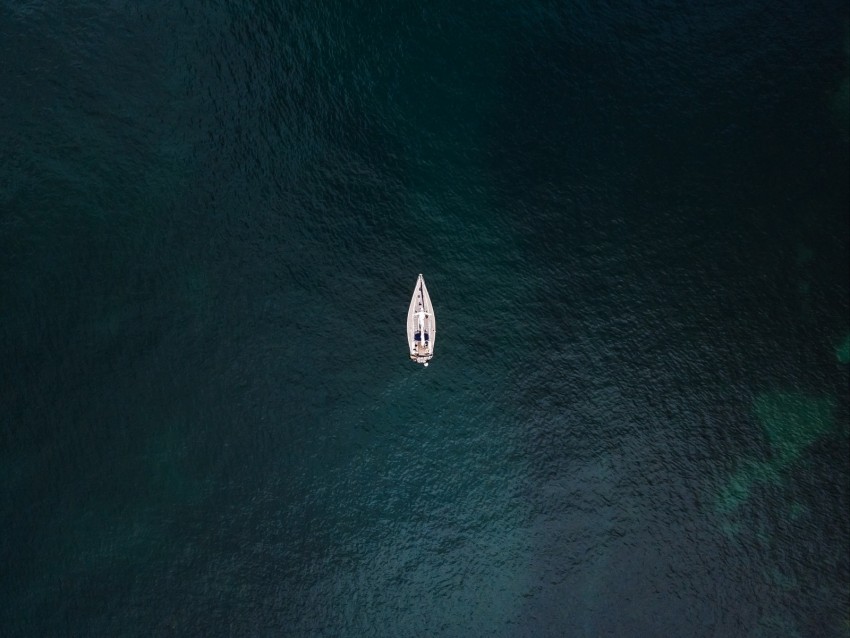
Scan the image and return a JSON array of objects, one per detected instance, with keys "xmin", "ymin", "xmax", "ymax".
[
  {"xmin": 715, "ymin": 392, "xmax": 836, "ymax": 514},
  {"xmin": 715, "ymin": 459, "xmax": 782, "ymax": 514},
  {"xmin": 754, "ymin": 392, "xmax": 836, "ymax": 463},
  {"xmin": 836, "ymin": 333, "xmax": 850, "ymax": 364}
]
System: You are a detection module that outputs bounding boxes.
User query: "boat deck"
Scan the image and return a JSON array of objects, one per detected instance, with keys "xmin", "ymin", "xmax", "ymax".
[{"xmin": 407, "ymin": 274, "xmax": 435, "ymax": 364}]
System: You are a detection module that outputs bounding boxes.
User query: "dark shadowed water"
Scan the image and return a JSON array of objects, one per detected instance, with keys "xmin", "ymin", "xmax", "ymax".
[{"xmin": 2, "ymin": 1, "xmax": 849, "ymax": 636}]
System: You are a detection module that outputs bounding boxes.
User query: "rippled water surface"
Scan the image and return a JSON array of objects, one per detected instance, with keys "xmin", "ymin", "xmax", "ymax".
[{"xmin": 2, "ymin": 1, "xmax": 849, "ymax": 636}]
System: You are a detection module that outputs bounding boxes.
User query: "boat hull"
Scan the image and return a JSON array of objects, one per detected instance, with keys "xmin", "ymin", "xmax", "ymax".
[{"xmin": 407, "ymin": 274, "xmax": 435, "ymax": 364}]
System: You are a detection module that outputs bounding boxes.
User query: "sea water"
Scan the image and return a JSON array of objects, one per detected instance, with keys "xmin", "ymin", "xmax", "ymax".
[{"xmin": 1, "ymin": 1, "xmax": 848, "ymax": 635}]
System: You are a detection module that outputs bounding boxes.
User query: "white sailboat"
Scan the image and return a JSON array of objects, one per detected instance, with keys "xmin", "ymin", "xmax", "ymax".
[{"xmin": 407, "ymin": 274, "xmax": 435, "ymax": 365}]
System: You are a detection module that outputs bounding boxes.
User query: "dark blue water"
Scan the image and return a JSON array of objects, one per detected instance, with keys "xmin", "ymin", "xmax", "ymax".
[{"xmin": 2, "ymin": 1, "xmax": 849, "ymax": 636}]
